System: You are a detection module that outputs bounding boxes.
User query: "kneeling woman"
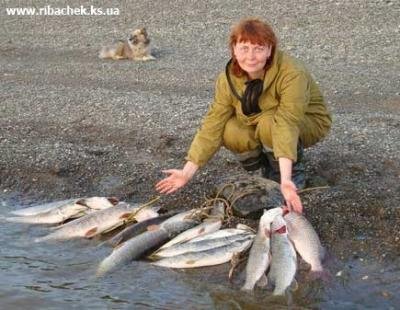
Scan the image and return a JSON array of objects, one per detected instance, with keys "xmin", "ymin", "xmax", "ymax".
[{"xmin": 156, "ymin": 18, "xmax": 332, "ymax": 213}]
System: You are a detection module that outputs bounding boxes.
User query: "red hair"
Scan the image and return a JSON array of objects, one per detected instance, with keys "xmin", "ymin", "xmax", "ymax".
[{"xmin": 229, "ymin": 18, "xmax": 278, "ymax": 77}]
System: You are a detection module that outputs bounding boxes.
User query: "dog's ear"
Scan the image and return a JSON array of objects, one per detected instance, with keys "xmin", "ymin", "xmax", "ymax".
[{"xmin": 140, "ymin": 27, "xmax": 148, "ymax": 36}]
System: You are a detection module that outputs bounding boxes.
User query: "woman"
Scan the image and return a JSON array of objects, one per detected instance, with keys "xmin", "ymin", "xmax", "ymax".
[{"xmin": 156, "ymin": 18, "xmax": 331, "ymax": 214}]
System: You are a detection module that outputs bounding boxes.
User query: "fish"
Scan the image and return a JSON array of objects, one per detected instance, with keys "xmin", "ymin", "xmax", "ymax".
[
  {"xmin": 97, "ymin": 229, "xmax": 170, "ymax": 276},
  {"xmin": 241, "ymin": 209, "xmax": 275, "ymax": 291},
  {"xmin": 5, "ymin": 197, "xmax": 119, "ymax": 224},
  {"xmin": 34, "ymin": 202, "xmax": 157, "ymax": 242},
  {"xmin": 284, "ymin": 212, "xmax": 326, "ymax": 275},
  {"xmin": 9, "ymin": 197, "xmax": 119, "ymax": 217},
  {"xmin": 268, "ymin": 214, "xmax": 297, "ymax": 296},
  {"xmin": 96, "ymin": 209, "xmax": 200, "ymax": 276},
  {"xmin": 154, "ymin": 209, "xmax": 202, "ymax": 235},
  {"xmin": 103, "ymin": 212, "xmax": 176, "ymax": 247},
  {"xmin": 157, "ymin": 203, "xmax": 225, "ymax": 249},
  {"xmin": 151, "ymin": 235, "xmax": 254, "ymax": 268},
  {"xmin": 260, "ymin": 207, "xmax": 284, "ymax": 222},
  {"xmin": 154, "ymin": 232, "xmax": 254, "ymax": 258},
  {"xmin": 157, "ymin": 220, "xmax": 222, "ymax": 250},
  {"xmin": 6, "ymin": 202, "xmax": 88, "ymax": 224},
  {"xmin": 9, "ymin": 199, "xmax": 76, "ymax": 216},
  {"xmin": 188, "ymin": 227, "xmax": 252, "ymax": 243}
]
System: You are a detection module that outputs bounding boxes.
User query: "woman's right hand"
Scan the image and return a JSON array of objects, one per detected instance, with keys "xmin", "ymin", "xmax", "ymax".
[
  {"xmin": 155, "ymin": 161, "xmax": 199, "ymax": 194},
  {"xmin": 155, "ymin": 169, "xmax": 190, "ymax": 194}
]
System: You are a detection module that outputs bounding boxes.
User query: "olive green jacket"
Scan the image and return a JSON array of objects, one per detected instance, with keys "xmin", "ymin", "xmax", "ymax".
[{"xmin": 186, "ymin": 50, "xmax": 331, "ymax": 167}]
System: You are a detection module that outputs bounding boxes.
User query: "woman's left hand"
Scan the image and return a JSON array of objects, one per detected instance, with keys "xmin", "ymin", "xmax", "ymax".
[{"xmin": 280, "ymin": 179, "xmax": 303, "ymax": 214}]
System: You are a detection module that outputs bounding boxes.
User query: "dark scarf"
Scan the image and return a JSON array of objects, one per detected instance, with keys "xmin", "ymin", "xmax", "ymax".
[{"xmin": 225, "ymin": 59, "xmax": 264, "ymax": 116}]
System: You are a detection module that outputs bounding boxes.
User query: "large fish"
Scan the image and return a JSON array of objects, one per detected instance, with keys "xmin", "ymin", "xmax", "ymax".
[
  {"xmin": 157, "ymin": 203, "xmax": 225, "ymax": 249},
  {"xmin": 157, "ymin": 220, "xmax": 222, "ymax": 250},
  {"xmin": 34, "ymin": 202, "xmax": 157, "ymax": 242},
  {"xmin": 188, "ymin": 227, "xmax": 252, "ymax": 243},
  {"xmin": 154, "ymin": 232, "xmax": 253, "ymax": 258},
  {"xmin": 103, "ymin": 212, "xmax": 176, "ymax": 248},
  {"xmin": 96, "ymin": 209, "xmax": 200, "ymax": 276},
  {"xmin": 9, "ymin": 199, "xmax": 76, "ymax": 216},
  {"xmin": 6, "ymin": 197, "xmax": 119, "ymax": 224},
  {"xmin": 284, "ymin": 212, "xmax": 326, "ymax": 274},
  {"xmin": 268, "ymin": 215, "xmax": 297, "ymax": 296},
  {"xmin": 152, "ymin": 235, "xmax": 254, "ymax": 268},
  {"xmin": 241, "ymin": 209, "xmax": 280, "ymax": 291}
]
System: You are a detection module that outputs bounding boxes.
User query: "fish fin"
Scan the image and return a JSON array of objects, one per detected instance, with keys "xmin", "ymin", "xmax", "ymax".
[
  {"xmin": 289, "ymin": 278, "xmax": 298, "ymax": 292},
  {"xmin": 71, "ymin": 211, "xmax": 88, "ymax": 218},
  {"xmin": 119, "ymin": 213, "xmax": 132, "ymax": 219},
  {"xmin": 236, "ymin": 223, "xmax": 255, "ymax": 233},
  {"xmin": 240, "ymin": 285, "xmax": 254, "ymax": 292},
  {"xmin": 320, "ymin": 246, "xmax": 329, "ymax": 262},
  {"xmin": 101, "ymin": 222, "xmax": 123, "ymax": 234},
  {"xmin": 76, "ymin": 199, "xmax": 88, "ymax": 207},
  {"xmin": 256, "ymin": 274, "xmax": 268, "ymax": 287},
  {"xmin": 185, "ymin": 260, "xmax": 196, "ymax": 265},
  {"xmin": 85, "ymin": 227, "xmax": 98, "ymax": 238},
  {"xmin": 107, "ymin": 197, "xmax": 119, "ymax": 205},
  {"xmin": 307, "ymin": 269, "xmax": 333, "ymax": 283},
  {"xmin": 284, "ymin": 287, "xmax": 294, "ymax": 308},
  {"xmin": 147, "ymin": 224, "xmax": 160, "ymax": 231}
]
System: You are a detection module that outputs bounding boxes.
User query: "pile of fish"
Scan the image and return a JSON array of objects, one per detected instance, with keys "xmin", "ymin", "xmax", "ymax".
[
  {"xmin": 241, "ymin": 207, "xmax": 328, "ymax": 296},
  {"xmin": 6, "ymin": 197, "xmax": 327, "ymax": 296},
  {"xmin": 5, "ymin": 199, "xmax": 254, "ymax": 273}
]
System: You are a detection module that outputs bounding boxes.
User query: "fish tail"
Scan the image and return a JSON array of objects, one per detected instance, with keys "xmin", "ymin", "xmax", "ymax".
[
  {"xmin": 34, "ymin": 232, "xmax": 58, "ymax": 243},
  {"xmin": 240, "ymin": 282, "xmax": 255, "ymax": 292},
  {"xmin": 272, "ymin": 288, "xmax": 285, "ymax": 296},
  {"xmin": 285, "ymin": 288, "xmax": 294, "ymax": 308},
  {"xmin": 147, "ymin": 253, "xmax": 161, "ymax": 261},
  {"xmin": 9, "ymin": 210, "xmax": 27, "ymax": 216},
  {"xmin": 308, "ymin": 269, "xmax": 332, "ymax": 283},
  {"xmin": 96, "ymin": 256, "xmax": 119, "ymax": 277},
  {"xmin": 5, "ymin": 216, "xmax": 33, "ymax": 223},
  {"xmin": 96, "ymin": 261, "xmax": 111, "ymax": 277},
  {"xmin": 96, "ymin": 267, "xmax": 106, "ymax": 277}
]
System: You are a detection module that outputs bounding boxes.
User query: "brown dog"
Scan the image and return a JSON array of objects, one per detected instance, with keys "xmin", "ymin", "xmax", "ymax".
[{"xmin": 99, "ymin": 28, "xmax": 155, "ymax": 61}]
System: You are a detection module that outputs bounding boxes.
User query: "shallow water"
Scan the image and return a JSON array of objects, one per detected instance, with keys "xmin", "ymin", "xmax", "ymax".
[{"xmin": 1, "ymin": 196, "xmax": 399, "ymax": 309}]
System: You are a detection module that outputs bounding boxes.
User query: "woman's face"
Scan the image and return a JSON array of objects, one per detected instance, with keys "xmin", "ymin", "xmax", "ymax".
[{"xmin": 233, "ymin": 41, "xmax": 272, "ymax": 79}]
